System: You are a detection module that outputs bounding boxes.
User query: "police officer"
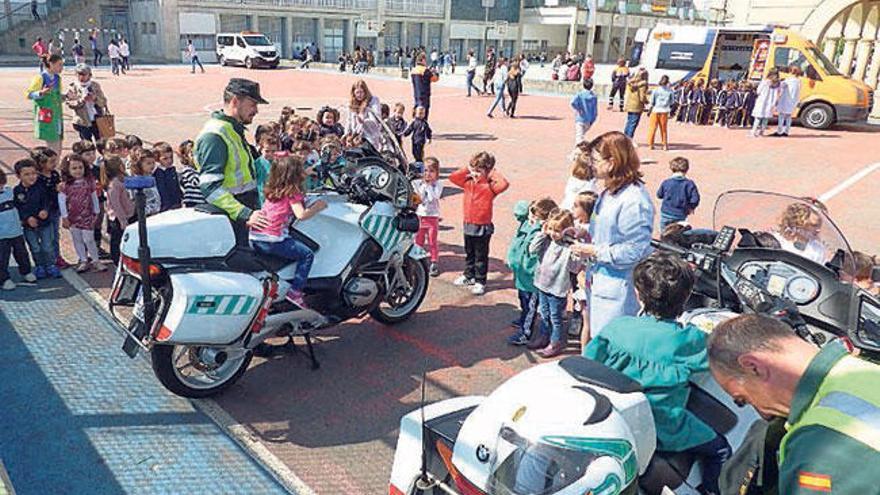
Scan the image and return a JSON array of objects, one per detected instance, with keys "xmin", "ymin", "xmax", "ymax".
[
  {"xmin": 708, "ymin": 314, "xmax": 880, "ymax": 494},
  {"xmin": 196, "ymin": 78, "xmax": 270, "ymax": 233}
]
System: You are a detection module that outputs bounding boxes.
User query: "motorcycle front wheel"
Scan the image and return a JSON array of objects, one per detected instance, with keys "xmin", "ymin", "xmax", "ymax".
[
  {"xmin": 151, "ymin": 344, "xmax": 253, "ymax": 398},
  {"xmin": 370, "ymin": 258, "xmax": 429, "ymax": 324}
]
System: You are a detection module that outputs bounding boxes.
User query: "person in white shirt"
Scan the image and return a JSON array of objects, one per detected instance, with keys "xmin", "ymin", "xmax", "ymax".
[
  {"xmin": 486, "ymin": 58, "xmax": 509, "ymax": 117},
  {"xmin": 187, "ymin": 39, "xmax": 205, "ymax": 73},
  {"xmin": 413, "ymin": 157, "xmax": 444, "ymax": 277},
  {"xmin": 119, "ymin": 37, "xmax": 130, "ymax": 71},
  {"xmin": 465, "ymin": 49, "xmax": 482, "ymax": 97},
  {"xmin": 774, "ymin": 66, "xmax": 802, "ymax": 137},
  {"xmin": 107, "ymin": 40, "xmax": 122, "ymax": 76}
]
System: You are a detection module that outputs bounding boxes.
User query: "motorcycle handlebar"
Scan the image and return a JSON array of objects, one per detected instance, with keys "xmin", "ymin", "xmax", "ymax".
[{"xmin": 650, "ymin": 239, "xmax": 688, "ymax": 256}]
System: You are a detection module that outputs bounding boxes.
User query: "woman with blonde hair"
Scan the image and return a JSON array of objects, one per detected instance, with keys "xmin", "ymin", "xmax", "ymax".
[
  {"xmin": 344, "ymin": 79, "xmax": 383, "ymax": 149},
  {"xmin": 771, "ymin": 201, "xmax": 827, "ymax": 264},
  {"xmin": 571, "ymin": 131, "xmax": 654, "ymax": 338}
]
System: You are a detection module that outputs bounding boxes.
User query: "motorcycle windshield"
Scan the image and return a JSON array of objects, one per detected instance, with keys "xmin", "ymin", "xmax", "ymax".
[
  {"xmin": 486, "ymin": 426, "xmax": 601, "ymax": 495},
  {"xmin": 712, "ymin": 190, "xmax": 855, "ymax": 274},
  {"xmin": 343, "ymin": 105, "xmax": 408, "ymax": 170}
]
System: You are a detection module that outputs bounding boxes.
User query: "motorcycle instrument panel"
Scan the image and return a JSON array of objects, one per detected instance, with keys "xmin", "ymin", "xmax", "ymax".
[{"xmin": 738, "ymin": 261, "xmax": 821, "ymax": 305}]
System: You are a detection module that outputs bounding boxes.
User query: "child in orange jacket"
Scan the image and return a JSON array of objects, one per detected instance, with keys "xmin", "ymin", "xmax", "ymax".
[{"xmin": 448, "ymin": 151, "xmax": 509, "ymax": 295}]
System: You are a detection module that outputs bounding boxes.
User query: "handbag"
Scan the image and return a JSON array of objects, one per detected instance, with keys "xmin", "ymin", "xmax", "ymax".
[
  {"xmin": 38, "ymin": 107, "xmax": 53, "ymax": 123},
  {"xmin": 95, "ymin": 113, "xmax": 115, "ymax": 139}
]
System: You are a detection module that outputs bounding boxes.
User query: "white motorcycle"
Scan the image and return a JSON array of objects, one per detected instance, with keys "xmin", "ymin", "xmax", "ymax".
[
  {"xmin": 109, "ymin": 124, "xmax": 430, "ymax": 398},
  {"xmin": 388, "ymin": 192, "xmax": 880, "ymax": 495}
]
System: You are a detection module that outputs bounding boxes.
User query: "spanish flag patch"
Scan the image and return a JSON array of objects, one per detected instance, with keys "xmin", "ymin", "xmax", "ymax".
[{"xmin": 798, "ymin": 471, "xmax": 832, "ymax": 492}]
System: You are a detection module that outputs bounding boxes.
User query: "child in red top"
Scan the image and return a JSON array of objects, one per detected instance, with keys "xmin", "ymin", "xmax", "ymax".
[{"xmin": 448, "ymin": 151, "xmax": 509, "ymax": 295}]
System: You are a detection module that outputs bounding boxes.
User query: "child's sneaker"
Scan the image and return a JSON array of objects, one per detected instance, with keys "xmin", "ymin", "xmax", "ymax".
[
  {"xmin": 285, "ymin": 289, "xmax": 308, "ymax": 309},
  {"xmin": 46, "ymin": 265, "xmax": 62, "ymax": 279},
  {"xmin": 429, "ymin": 263, "xmax": 440, "ymax": 277},
  {"xmin": 33, "ymin": 266, "xmax": 47, "ymax": 280},
  {"xmin": 75, "ymin": 262, "xmax": 91, "ymax": 273},
  {"xmin": 507, "ymin": 331, "xmax": 530, "ymax": 346},
  {"xmin": 2, "ymin": 279, "xmax": 15, "ymax": 291},
  {"xmin": 22, "ymin": 272, "xmax": 37, "ymax": 283},
  {"xmin": 471, "ymin": 283, "xmax": 485, "ymax": 295},
  {"xmin": 453, "ymin": 275, "xmax": 474, "ymax": 287},
  {"xmin": 537, "ymin": 341, "xmax": 566, "ymax": 358},
  {"xmin": 98, "ymin": 248, "xmax": 112, "ymax": 260}
]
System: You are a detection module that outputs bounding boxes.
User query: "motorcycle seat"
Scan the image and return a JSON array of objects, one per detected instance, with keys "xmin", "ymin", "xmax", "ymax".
[
  {"xmin": 224, "ymin": 246, "xmax": 294, "ymax": 273},
  {"xmin": 558, "ymin": 356, "xmax": 643, "ymax": 394}
]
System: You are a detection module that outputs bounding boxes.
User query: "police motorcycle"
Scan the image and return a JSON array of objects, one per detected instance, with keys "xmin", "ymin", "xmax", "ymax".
[
  {"xmin": 108, "ymin": 119, "xmax": 430, "ymax": 398},
  {"xmin": 388, "ymin": 191, "xmax": 880, "ymax": 495}
]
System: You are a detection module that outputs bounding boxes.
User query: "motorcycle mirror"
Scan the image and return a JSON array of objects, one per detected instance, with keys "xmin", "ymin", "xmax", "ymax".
[{"xmin": 872, "ymin": 266, "xmax": 880, "ymax": 283}]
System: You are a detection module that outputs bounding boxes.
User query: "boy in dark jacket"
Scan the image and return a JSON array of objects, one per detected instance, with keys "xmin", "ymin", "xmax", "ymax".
[
  {"xmin": 386, "ymin": 102, "xmax": 407, "ymax": 145},
  {"xmin": 152, "ymin": 141, "xmax": 182, "ymax": 211},
  {"xmin": 403, "ymin": 106, "xmax": 432, "ymax": 162},
  {"xmin": 13, "ymin": 158, "xmax": 59, "ymax": 279},
  {"xmin": 656, "ymin": 157, "xmax": 700, "ymax": 230}
]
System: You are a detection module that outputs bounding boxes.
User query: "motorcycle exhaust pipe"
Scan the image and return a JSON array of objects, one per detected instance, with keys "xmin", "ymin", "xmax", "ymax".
[{"xmin": 200, "ymin": 348, "xmax": 228, "ymax": 367}]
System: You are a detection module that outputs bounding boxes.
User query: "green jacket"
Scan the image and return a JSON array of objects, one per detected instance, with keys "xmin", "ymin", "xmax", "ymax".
[
  {"xmin": 506, "ymin": 200, "xmax": 541, "ymax": 293},
  {"xmin": 195, "ymin": 111, "xmax": 257, "ymax": 222},
  {"xmin": 778, "ymin": 343, "xmax": 880, "ymax": 494},
  {"xmin": 583, "ymin": 315, "xmax": 716, "ymax": 451}
]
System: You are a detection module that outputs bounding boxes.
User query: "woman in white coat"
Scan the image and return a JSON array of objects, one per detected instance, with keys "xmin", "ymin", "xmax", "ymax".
[
  {"xmin": 345, "ymin": 79, "xmax": 383, "ymax": 149},
  {"xmin": 571, "ymin": 132, "xmax": 655, "ymax": 341},
  {"xmin": 750, "ymin": 69, "xmax": 782, "ymax": 137},
  {"xmin": 774, "ymin": 66, "xmax": 802, "ymax": 137}
]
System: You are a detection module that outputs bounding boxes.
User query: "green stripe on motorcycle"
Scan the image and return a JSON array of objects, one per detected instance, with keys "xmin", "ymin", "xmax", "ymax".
[{"xmin": 186, "ymin": 295, "xmax": 256, "ymax": 315}]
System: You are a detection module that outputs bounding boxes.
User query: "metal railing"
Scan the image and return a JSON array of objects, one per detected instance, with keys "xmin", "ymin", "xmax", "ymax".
[
  {"xmin": 384, "ymin": 0, "xmax": 444, "ymax": 16},
  {"xmin": 191, "ymin": 0, "xmax": 377, "ymax": 8}
]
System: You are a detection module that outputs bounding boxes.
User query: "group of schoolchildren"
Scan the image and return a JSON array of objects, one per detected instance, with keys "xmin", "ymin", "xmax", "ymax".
[
  {"xmin": 0, "ymin": 136, "xmax": 187, "ymax": 291},
  {"xmin": 671, "ymin": 78, "xmax": 759, "ymax": 128}
]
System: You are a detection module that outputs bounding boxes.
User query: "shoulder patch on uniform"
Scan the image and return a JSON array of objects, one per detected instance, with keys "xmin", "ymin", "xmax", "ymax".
[{"xmin": 798, "ymin": 471, "xmax": 832, "ymax": 492}]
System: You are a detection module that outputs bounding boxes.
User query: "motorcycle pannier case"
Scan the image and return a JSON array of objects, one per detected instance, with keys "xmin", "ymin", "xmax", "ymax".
[{"xmin": 161, "ymin": 271, "xmax": 264, "ymax": 345}]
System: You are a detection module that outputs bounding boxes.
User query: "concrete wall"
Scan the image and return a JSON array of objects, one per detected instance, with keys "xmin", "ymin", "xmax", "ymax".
[{"xmin": 0, "ymin": 0, "xmax": 128, "ymax": 55}]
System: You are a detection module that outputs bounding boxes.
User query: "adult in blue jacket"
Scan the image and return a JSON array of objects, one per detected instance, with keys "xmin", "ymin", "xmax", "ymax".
[
  {"xmin": 572, "ymin": 132, "xmax": 654, "ymax": 339},
  {"xmin": 570, "ymin": 78, "xmax": 598, "ymax": 146},
  {"xmin": 410, "ymin": 52, "xmax": 439, "ymax": 121}
]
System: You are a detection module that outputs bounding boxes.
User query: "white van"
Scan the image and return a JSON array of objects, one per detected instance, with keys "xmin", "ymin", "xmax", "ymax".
[{"xmin": 216, "ymin": 32, "xmax": 279, "ymax": 69}]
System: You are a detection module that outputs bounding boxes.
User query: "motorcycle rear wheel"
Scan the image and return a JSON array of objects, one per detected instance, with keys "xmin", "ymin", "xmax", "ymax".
[
  {"xmin": 151, "ymin": 344, "xmax": 252, "ymax": 398},
  {"xmin": 370, "ymin": 258, "xmax": 429, "ymax": 324}
]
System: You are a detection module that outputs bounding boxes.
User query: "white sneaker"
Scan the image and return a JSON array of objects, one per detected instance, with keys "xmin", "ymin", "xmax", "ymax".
[
  {"xmin": 453, "ymin": 275, "xmax": 475, "ymax": 287},
  {"xmin": 471, "ymin": 283, "xmax": 485, "ymax": 295},
  {"xmin": 2, "ymin": 279, "xmax": 15, "ymax": 290},
  {"xmin": 22, "ymin": 273, "xmax": 37, "ymax": 283}
]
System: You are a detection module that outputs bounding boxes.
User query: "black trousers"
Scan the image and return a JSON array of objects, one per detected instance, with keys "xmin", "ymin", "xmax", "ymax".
[
  {"xmin": 412, "ymin": 142, "xmax": 425, "ymax": 162},
  {"xmin": 507, "ymin": 92, "xmax": 519, "ymax": 117},
  {"xmin": 609, "ymin": 83, "xmax": 626, "ymax": 108},
  {"xmin": 0, "ymin": 235, "xmax": 32, "ymax": 282},
  {"xmin": 109, "ymin": 218, "xmax": 124, "ymax": 264},
  {"xmin": 464, "ymin": 233, "xmax": 491, "ymax": 284}
]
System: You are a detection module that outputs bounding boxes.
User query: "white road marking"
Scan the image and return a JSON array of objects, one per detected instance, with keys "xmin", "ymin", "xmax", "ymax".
[
  {"xmin": 819, "ymin": 162, "xmax": 880, "ymax": 202},
  {"xmin": 61, "ymin": 269, "xmax": 316, "ymax": 495}
]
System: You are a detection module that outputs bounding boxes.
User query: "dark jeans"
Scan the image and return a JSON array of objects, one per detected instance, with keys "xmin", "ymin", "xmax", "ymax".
[
  {"xmin": 538, "ymin": 290, "xmax": 567, "ymax": 344},
  {"xmin": 516, "ymin": 289, "xmax": 538, "ymax": 336},
  {"xmin": 23, "ymin": 225, "xmax": 53, "ymax": 267},
  {"xmin": 122, "ymin": 56, "xmax": 130, "ymax": 70},
  {"xmin": 466, "ymin": 70, "xmax": 480, "ymax": 96},
  {"xmin": 624, "ymin": 112, "xmax": 642, "ymax": 138},
  {"xmin": 412, "ymin": 142, "xmax": 425, "ymax": 162},
  {"xmin": 660, "ymin": 211, "xmax": 687, "ymax": 231},
  {"xmin": 251, "ymin": 238, "xmax": 314, "ymax": 292},
  {"xmin": 609, "ymin": 83, "xmax": 626, "ymax": 109},
  {"xmin": 507, "ymin": 92, "xmax": 519, "ymax": 117},
  {"xmin": 682, "ymin": 434, "xmax": 732, "ymax": 495},
  {"xmin": 109, "ymin": 218, "xmax": 124, "ymax": 264},
  {"xmin": 0, "ymin": 235, "xmax": 32, "ymax": 282},
  {"xmin": 191, "ymin": 55, "xmax": 205, "ymax": 72},
  {"xmin": 93, "ymin": 49, "xmax": 103, "ymax": 66},
  {"xmin": 49, "ymin": 212, "xmax": 60, "ymax": 262},
  {"xmin": 463, "ymin": 233, "xmax": 491, "ymax": 284},
  {"xmin": 74, "ymin": 122, "xmax": 99, "ymax": 142}
]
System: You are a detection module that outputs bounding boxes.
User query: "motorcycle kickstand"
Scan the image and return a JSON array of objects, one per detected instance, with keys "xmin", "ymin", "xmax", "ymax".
[{"xmin": 284, "ymin": 333, "xmax": 321, "ymax": 370}]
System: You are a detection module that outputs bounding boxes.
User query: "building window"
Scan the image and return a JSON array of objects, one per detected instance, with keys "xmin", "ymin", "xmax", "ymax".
[
  {"xmin": 180, "ymin": 34, "xmax": 215, "ymax": 52},
  {"xmin": 323, "ymin": 19, "xmax": 346, "ymax": 62},
  {"xmin": 406, "ymin": 22, "xmax": 422, "ymax": 49},
  {"xmin": 291, "ymin": 18, "xmax": 318, "ymax": 57},
  {"xmin": 149, "ymin": 22, "xmax": 157, "ymax": 35}
]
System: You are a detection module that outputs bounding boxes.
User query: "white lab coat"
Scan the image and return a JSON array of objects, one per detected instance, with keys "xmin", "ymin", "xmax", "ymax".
[
  {"xmin": 751, "ymin": 79, "xmax": 781, "ymax": 119},
  {"xmin": 777, "ymin": 77, "xmax": 802, "ymax": 115}
]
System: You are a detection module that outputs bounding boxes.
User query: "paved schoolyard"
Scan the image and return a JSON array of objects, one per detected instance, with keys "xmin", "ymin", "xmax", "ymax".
[{"xmin": 0, "ymin": 63, "xmax": 878, "ymax": 494}]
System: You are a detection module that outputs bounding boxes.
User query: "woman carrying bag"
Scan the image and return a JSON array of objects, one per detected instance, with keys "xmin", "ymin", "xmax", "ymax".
[{"xmin": 66, "ymin": 64, "xmax": 109, "ymax": 142}]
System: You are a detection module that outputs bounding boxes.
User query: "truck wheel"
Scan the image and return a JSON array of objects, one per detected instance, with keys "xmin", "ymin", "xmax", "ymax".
[
  {"xmin": 370, "ymin": 258, "xmax": 429, "ymax": 324},
  {"xmin": 219, "ymin": 55, "xmax": 226, "ymax": 66},
  {"xmin": 151, "ymin": 344, "xmax": 252, "ymax": 398},
  {"xmin": 800, "ymin": 102, "xmax": 834, "ymax": 129},
  {"xmin": 245, "ymin": 57, "xmax": 254, "ymax": 70}
]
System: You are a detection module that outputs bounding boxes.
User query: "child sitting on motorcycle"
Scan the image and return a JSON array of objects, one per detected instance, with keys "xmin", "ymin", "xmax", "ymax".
[
  {"xmin": 583, "ymin": 251, "xmax": 731, "ymax": 495},
  {"xmin": 249, "ymin": 155, "xmax": 327, "ymax": 307}
]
